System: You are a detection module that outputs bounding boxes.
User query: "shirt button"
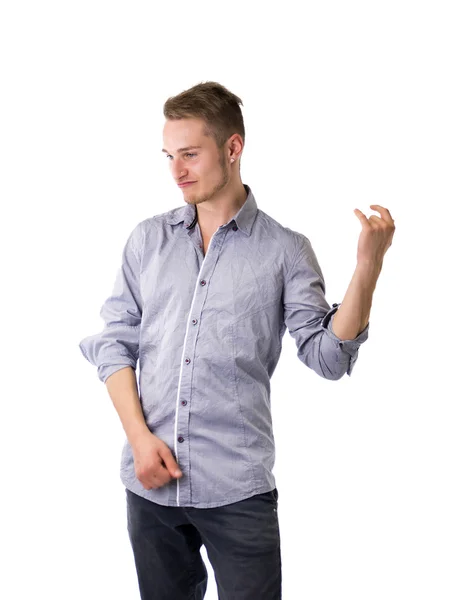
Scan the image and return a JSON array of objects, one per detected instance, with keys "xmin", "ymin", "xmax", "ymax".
[
  {"xmin": 332, "ymin": 303, "xmax": 339, "ymax": 307},
  {"xmin": 200, "ymin": 280, "xmax": 206, "ymax": 286},
  {"xmin": 181, "ymin": 400, "xmax": 187, "ymax": 406},
  {"xmin": 232, "ymin": 225, "xmax": 238, "ymax": 231},
  {"xmin": 192, "ymin": 318, "xmax": 198, "ymax": 325},
  {"xmin": 185, "ymin": 358, "xmax": 191, "ymax": 364},
  {"xmin": 178, "ymin": 436, "xmax": 184, "ymax": 443}
]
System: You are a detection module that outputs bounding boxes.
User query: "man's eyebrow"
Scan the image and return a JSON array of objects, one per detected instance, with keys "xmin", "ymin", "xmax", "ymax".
[{"xmin": 161, "ymin": 145, "xmax": 202, "ymax": 154}]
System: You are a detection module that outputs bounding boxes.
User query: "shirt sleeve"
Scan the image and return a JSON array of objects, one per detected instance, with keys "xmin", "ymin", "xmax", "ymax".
[
  {"xmin": 283, "ymin": 232, "xmax": 369, "ymax": 380},
  {"xmin": 79, "ymin": 222, "xmax": 144, "ymax": 383}
]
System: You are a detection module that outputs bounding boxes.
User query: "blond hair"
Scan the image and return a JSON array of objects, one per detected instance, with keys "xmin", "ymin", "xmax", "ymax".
[{"xmin": 163, "ymin": 81, "xmax": 245, "ymax": 151}]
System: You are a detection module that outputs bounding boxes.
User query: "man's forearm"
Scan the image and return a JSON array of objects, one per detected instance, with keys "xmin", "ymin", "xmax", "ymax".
[
  {"xmin": 105, "ymin": 367, "xmax": 151, "ymax": 446},
  {"xmin": 332, "ymin": 260, "xmax": 382, "ymax": 340}
]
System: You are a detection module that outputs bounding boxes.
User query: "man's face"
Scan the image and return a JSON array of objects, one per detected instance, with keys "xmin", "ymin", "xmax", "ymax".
[{"xmin": 162, "ymin": 117, "xmax": 230, "ymax": 206}]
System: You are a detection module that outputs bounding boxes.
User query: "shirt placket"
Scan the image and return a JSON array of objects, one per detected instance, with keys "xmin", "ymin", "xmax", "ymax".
[{"xmin": 174, "ymin": 224, "xmax": 229, "ymax": 506}]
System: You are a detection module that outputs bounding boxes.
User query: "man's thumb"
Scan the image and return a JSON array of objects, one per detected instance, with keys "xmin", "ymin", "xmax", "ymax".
[{"xmin": 160, "ymin": 446, "xmax": 182, "ymax": 477}]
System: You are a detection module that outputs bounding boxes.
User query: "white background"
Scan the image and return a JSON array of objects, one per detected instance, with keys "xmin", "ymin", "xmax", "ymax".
[{"xmin": 1, "ymin": 1, "xmax": 455, "ymax": 598}]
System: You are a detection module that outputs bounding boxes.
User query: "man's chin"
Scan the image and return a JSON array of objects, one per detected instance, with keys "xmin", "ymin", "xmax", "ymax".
[{"xmin": 184, "ymin": 195, "xmax": 199, "ymax": 205}]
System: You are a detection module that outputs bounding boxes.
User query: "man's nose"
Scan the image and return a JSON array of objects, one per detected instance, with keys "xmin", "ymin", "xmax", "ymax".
[{"xmin": 172, "ymin": 159, "xmax": 187, "ymax": 180}]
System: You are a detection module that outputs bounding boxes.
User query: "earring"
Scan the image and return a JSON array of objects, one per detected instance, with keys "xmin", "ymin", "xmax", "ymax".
[{"xmin": 230, "ymin": 158, "xmax": 235, "ymax": 163}]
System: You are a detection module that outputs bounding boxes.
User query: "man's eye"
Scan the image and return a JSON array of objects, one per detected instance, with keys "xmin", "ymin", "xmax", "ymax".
[{"xmin": 165, "ymin": 153, "xmax": 197, "ymax": 159}]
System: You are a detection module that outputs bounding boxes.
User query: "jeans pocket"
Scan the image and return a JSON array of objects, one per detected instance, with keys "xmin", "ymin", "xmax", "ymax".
[{"xmin": 270, "ymin": 487, "xmax": 279, "ymax": 503}]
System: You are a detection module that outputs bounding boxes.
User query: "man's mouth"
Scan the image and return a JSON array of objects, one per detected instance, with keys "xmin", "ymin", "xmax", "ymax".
[{"xmin": 178, "ymin": 182, "xmax": 196, "ymax": 188}]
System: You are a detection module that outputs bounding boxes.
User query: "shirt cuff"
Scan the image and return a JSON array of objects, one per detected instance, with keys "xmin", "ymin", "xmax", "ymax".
[
  {"xmin": 98, "ymin": 360, "xmax": 137, "ymax": 384},
  {"xmin": 321, "ymin": 303, "xmax": 370, "ymax": 376}
]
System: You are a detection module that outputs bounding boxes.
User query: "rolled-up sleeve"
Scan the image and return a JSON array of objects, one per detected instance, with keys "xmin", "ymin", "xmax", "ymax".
[
  {"xmin": 79, "ymin": 222, "xmax": 144, "ymax": 383},
  {"xmin": 283, "ymin": 233, "xmax": 369, "ymax": 380}
]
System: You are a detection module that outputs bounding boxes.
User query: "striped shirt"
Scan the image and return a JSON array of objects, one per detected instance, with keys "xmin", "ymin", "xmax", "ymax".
[{"xmin": 79, "ymin": 184, "xmax": 369, "ymax": 508}]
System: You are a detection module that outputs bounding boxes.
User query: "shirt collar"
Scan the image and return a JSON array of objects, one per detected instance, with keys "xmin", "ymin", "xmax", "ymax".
[{"xmin": 165, "ymin": 184, "xmax": 258, "ymax": 236}]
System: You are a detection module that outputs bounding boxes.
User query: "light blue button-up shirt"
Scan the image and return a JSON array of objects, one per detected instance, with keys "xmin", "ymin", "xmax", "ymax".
[{"xmin": 79, "ymin": 184, "xmax": 369, "ymax": 508}]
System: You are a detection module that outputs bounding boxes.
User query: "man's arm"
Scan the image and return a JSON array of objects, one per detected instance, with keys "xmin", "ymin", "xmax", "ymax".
[
  {"xmin": 105, "ymin": 366, "xmax": 151, "ymax": 446},
  {"xmin": 331, "ymin": 261, "xmax": 381, "ymax": 340},
  {"xmin": 105, "ymin": 366, "xmax": 184, "ymax": 486},
  {"xmin": 283, "ymin": 233, "xmax": 370, "ymax": 380},
  {"xmin": 79, "ymin": 221, "xmax": 144, "ymax": 383},
  {"xmin": 332, "ymin": 204, "xmax": 395, "ymax": 340}
]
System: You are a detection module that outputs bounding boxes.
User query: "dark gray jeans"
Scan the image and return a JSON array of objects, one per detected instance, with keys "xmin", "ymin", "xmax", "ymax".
[{"xmin": 126, "ymin": 487, "xmax": 282, "ymax": 599}]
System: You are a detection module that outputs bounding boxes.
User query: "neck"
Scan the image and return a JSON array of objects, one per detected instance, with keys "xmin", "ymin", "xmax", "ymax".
[{"xmin": 196, "ymin": 180, "xmax": 247, "ymax": 232}]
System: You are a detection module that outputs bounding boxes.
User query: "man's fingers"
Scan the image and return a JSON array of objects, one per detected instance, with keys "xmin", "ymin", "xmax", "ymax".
[{"xmin": 369, "ymin": 204, "xmax": 395, "ymax": 225}]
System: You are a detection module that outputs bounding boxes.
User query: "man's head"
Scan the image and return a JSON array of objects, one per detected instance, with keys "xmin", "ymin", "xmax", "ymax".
[{"xmin": 162, "ymin": 82, "xmax": 245, "ymax": 206}]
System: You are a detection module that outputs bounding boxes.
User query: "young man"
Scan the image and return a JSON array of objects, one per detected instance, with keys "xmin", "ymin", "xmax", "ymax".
[{"xmin": 79, "ymin": 81, "xmax": 395, "ymax": 600}]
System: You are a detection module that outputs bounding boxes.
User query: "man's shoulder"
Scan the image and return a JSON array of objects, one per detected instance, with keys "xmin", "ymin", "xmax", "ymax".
[
  {"xmin": 136, "ymin": 205, "xmax": 185, "ymax": 231},
  {"xmin": 256, "ymin": 208, "xmax": 308, "ymax": 247}
]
